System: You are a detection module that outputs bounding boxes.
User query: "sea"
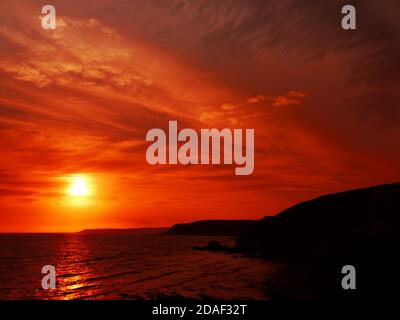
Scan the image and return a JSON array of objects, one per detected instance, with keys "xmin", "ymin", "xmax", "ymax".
[{"xmin": 0, "ymin": 233, "xmax": 277, "ymax": 300}]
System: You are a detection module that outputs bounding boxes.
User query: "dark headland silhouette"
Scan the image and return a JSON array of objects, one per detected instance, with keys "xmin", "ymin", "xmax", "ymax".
[
  {"xmin": 236, "ymin": 182, "xmax": 400, "ymax": 258},
  {"xmin": 167, "ymin": 182, "xmax": 400, "ymax": 299},
  {"xmin": 167, "ymin": 220, "xmax": 255, "ymax": 236},
  {"xmin": 234, "ymin": 182, "xmax": 400, "ymax": 299}
]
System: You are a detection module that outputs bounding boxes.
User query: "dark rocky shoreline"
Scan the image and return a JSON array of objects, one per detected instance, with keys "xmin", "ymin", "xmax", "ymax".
[{"xmin": 191, "ymin": 182, "xmax": 400, "ymax": 299}]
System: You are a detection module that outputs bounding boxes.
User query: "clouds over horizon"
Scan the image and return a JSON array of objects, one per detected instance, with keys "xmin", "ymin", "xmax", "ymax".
[{"xmin": 0, "ymin": 0, "xmax": 399, "ymax": 230}]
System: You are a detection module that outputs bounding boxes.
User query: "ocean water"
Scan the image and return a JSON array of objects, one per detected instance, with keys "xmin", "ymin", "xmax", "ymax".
[{"xmin": 0, "ymin": 234, "xmax": 276, "ymax": 300}]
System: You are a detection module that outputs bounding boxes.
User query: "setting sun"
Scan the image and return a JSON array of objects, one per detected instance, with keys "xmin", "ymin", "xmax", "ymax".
[{"xmin": 69, "ymin": 177, "xmax": 89, "ymax": 197}]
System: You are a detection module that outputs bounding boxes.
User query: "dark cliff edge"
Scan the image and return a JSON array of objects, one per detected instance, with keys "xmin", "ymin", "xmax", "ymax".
[
  {"xmin": 236, "ymin": 182, "xmax": 400, "ymax": 259},
  {"xmin": 235, "ymin": 182, "xmax": 400, "ymax": 299},
  {"xmin": 166, "ymin": 220, "xmax": 256, "ymax": 236}
]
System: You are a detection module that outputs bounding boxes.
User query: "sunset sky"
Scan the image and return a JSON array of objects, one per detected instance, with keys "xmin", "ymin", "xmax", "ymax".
[{"xmin": 0, "ymin": 0, "xmax": 399, "ymax": 232}]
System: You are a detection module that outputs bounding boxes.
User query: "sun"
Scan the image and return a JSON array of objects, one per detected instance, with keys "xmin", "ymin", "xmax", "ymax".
[
  {"xmin": 63, "ymin": 175, "xmax": 95, "ymax": 206},
  {"xmin": 69, "ymin": 177, "xmax": 89, "ymax": 197}
]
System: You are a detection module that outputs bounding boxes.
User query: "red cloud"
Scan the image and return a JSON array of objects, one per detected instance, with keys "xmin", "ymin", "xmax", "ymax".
[{"xmin": 247, "ymin": 91, "xmax": 307, "ymax": 106}]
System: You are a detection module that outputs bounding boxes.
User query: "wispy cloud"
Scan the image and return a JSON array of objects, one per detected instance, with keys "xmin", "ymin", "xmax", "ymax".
[
  {"xmin": 0, "ymin": 0, "xmax": 399, "ymax": 231},
  {"xmin": 248, "ymin": 91, "xmax": 307, "ymax": 106}
]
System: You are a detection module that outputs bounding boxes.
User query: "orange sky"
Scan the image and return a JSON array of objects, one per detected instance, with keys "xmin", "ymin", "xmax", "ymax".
[{"xmin": 0, "ymin": 0, "xmax": 399, "ymax": 232}]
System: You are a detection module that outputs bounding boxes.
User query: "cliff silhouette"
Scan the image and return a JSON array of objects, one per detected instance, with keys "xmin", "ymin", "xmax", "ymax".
[
  {"xmin": 171, "ymin": 182, "xmax": 400, "ymax": 298},
  {"xmin": 236, "ymin": 182, "xmax": 399, "ymax": 259},
  {"xmin": 234, "ymin": 182, "xmax": 400, "ymax": 299},
  {"xmin": 167, "ymin": 219, "xmax": 255, "ymax": 236}
]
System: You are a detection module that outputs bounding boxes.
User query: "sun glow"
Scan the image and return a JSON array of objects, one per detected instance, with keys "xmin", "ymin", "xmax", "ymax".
[{"xmin": 69, "ymin": 177, "xmax": 89, "ymax": 197}]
